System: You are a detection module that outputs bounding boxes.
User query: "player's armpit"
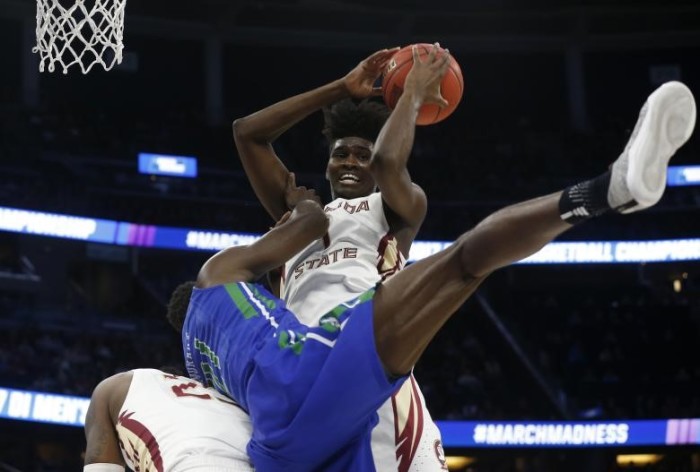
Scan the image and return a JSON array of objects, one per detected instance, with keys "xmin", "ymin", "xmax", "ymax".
[{"xmin": 266, "ymin": 266, "xmax": 283, "ymax": 297}]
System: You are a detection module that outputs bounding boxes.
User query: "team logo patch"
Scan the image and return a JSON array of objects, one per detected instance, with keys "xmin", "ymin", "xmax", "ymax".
[
  {"xmin": 319, "ymin": 314, "xmax": 341, "ymax": 333},
  {"xmin": 117, "ymin": 411, "xmax": 165, "ymax": 472},
  {"xmin": 434, "ymin": 439, "xmax": 448, "ymax": 470}
]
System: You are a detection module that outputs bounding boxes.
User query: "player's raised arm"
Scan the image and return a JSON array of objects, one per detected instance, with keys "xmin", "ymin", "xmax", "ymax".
[
  {"xmin": 369, "ymin": 44, "xmax": 451, "ymax": 233},
  {"xmin": 232, "ymin": 48, "xmax": 398, "ymax": 221},
  {"xmin": 198, "ymin": 199, "xmax": 329, "ymax": 287}
]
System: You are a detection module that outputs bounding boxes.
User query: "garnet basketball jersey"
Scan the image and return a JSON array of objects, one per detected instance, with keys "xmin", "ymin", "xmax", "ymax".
[
  {"xmin": 282, "ymin": 192, "xmax": 448, "ymax": 472},
  {"xmin": 116, "ymin": 369, "xmax": 253, "ymax": 472}
]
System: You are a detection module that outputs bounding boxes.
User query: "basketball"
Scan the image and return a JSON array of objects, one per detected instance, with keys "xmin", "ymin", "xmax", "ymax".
[{"xmin": 382, "ymin": 43, "xmax": 464, "ymax": 126}]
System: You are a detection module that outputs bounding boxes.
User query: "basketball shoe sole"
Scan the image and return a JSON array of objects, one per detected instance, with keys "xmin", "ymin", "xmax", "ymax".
[{"xmin": 608, "ymin": 81, "xmax": 696, "ymax": 213}]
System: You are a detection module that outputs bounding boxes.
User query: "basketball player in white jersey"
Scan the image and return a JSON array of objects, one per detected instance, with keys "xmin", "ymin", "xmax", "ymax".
[
  {"xmin": 233, "ymin": 45, "xmax": 446, "ymax": 471},
  {"xmin": 83, "ymin": 368, "xmax": 254, "ymax": 472}
]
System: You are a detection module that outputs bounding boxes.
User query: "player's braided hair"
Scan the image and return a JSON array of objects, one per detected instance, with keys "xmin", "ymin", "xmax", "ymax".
[
  {"xmin": 166, "ymin": 280, "xmax": 196, "ymax": 332},
  {"xmin": 321, "ymin": 98, "xmax": 390, "ymax": 147}
]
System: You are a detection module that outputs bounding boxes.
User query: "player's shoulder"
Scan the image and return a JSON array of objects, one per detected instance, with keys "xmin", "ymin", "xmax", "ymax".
[
  {"xmin": 88, "ymin": 370, "xmax": 136, "ymax": 422},
  {"xmin": 93, "ymin": 370, "xmax": 134, "ymax": 393}
]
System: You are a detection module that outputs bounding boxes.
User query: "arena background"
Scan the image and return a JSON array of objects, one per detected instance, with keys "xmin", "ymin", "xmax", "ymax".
[{"xmin": 0, "ymin": 0, "xmax": 699, "ymax": 470}]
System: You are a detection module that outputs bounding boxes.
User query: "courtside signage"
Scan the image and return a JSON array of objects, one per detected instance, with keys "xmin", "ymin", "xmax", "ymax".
[
  {"xmin": 1, "ymin": 387, "xmax": 696, "ymax": 449},
  {"xmin": 1, "ymin": 206, "xmax": 699, "ymax": 264},
  {"xmin": 138, "ymin": 153, "xmax": 198, "ymax": 178},
  {"xmin": 0, "ymin": 207, "xmax": 117, "ymax": 242},
  {"xmin": 437, "ymin": 420, "xmax": 700, "ymax": 448},
  {"xmin": 667, "ymin": 165, "xmax": 700, "ymax": 186},
  {"xmin": 0, "ymin": 387, "xmax": 89, "ymax": 427}
]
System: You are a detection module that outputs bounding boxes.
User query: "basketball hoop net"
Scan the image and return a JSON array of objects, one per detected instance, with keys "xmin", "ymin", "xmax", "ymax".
[{"xmin": 33, "ymin": 0, "xmax": 127, "ymax": 74}]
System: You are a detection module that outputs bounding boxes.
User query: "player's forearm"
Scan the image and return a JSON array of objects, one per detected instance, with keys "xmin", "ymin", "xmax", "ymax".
[
  {"xmin": 248, "ymin": 201, "xmax": 329, "ymax": 279},
  {"xmin": 271, "ymin": 201, "xmax": 329, "ymax": 255},
  {"xmin": 232, "ymin": 80, "xmax": 349, "ymax": 143},
  {"xmin": 232, "ymin": 80, "xmax": 348, "ymax": 220},
  {"xmin": 202, "ymin": 201, "xmax": 328, "ymax": 284},
  {"xmin": 370, "ymin": 90, "xmax": 422, "ymax": 174}
]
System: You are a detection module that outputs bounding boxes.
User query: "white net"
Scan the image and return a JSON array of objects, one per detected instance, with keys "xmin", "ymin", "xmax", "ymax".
[{"xmin": 33, "ymin": 0, "xmax": 127, "ymax": 74}]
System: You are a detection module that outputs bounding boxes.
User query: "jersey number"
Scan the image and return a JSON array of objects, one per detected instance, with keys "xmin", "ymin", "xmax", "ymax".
[{"xmin": 171, "ymin": 382, "xmax": 212, "ymax": 399}]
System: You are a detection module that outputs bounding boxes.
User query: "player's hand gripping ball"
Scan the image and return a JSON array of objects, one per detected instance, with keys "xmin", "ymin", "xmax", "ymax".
[{"xmin": 382, "ymin": 43, "xmax": 464, "ymax": 125}]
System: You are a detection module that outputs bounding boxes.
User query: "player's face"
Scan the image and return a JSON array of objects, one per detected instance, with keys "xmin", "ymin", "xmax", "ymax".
[{"xmin": 326, "ymin": 137, "xmax": 377, "ymax": 199}]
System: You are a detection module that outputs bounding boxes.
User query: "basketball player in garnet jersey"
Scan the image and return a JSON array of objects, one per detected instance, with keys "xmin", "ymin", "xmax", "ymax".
[
  {"xmin": 83, "ymin": 369, "xmax": 253, "ymax": 472},
  {"xmin": 233, "ymin": 44, "xmax": 448, "ymax": 471},
  {"xmin": 171, "ymin": 62, "xmax": 695, "ymax": 470}
]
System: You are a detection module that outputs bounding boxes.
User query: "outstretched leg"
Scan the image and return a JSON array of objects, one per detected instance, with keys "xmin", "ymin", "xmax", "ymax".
[{"xmin": 373, "ymin": 81, "xmax": 697, "ymax": 375}]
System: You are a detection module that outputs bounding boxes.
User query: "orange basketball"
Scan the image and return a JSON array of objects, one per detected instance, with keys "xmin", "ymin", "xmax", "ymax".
[{"xmin": 382, "ymin": 43, "xmax": 464, "ymax": 125}]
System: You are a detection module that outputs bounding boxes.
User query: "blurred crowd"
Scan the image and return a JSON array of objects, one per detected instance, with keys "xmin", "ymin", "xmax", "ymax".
[
  {"xmin": 1, "ymin": 104, "xmax": 699, "ymax": 242},
  {"xmin": 0, "ymin": 324, "xmax": 182, "ymax": 397}
]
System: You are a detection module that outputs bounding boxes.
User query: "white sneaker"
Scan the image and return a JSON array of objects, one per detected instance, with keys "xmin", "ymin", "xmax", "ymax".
[{"xmin": 608, "ymin": 81, "xmax": 696, "ymax": 213}]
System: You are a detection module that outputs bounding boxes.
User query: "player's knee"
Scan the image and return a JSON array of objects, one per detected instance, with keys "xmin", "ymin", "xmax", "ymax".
[{"xmin": 379, "ymin": 350, "xmax": 413, "ymax": 379}]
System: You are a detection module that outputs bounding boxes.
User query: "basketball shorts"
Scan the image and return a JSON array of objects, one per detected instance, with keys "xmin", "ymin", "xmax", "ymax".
[{"xmin": 244, "ymin": 289, "xmax": 406, "ymax": 471}]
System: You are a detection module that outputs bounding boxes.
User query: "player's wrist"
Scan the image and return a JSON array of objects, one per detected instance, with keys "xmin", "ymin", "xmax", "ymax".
[
  {"xmin": 84, "ymin": 464, "xmax": 125, "ymax": 472},
  {"xmin": 328, "ymin": 79, "xmax": 353, "ymax": 101},
  {"xmin": 397, "ymin": 88, "xmax": 425, "ymax": 110}
]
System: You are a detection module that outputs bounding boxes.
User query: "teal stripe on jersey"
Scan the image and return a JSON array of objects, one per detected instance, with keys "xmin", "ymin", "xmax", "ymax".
[
  {"xmin": 224, "ymin": 283, "xmax": 259, "ymax": 319},
  {"xmin": 319, "ymin": 289, "xmax": 376, "ymax": 333},
  {"xmin": 248, "ymin": 284, "xmax": 280, "ymax": 312},
  {"xmin": 278, "ymin": 330, "xmax": 306, "ymax": 355}
]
